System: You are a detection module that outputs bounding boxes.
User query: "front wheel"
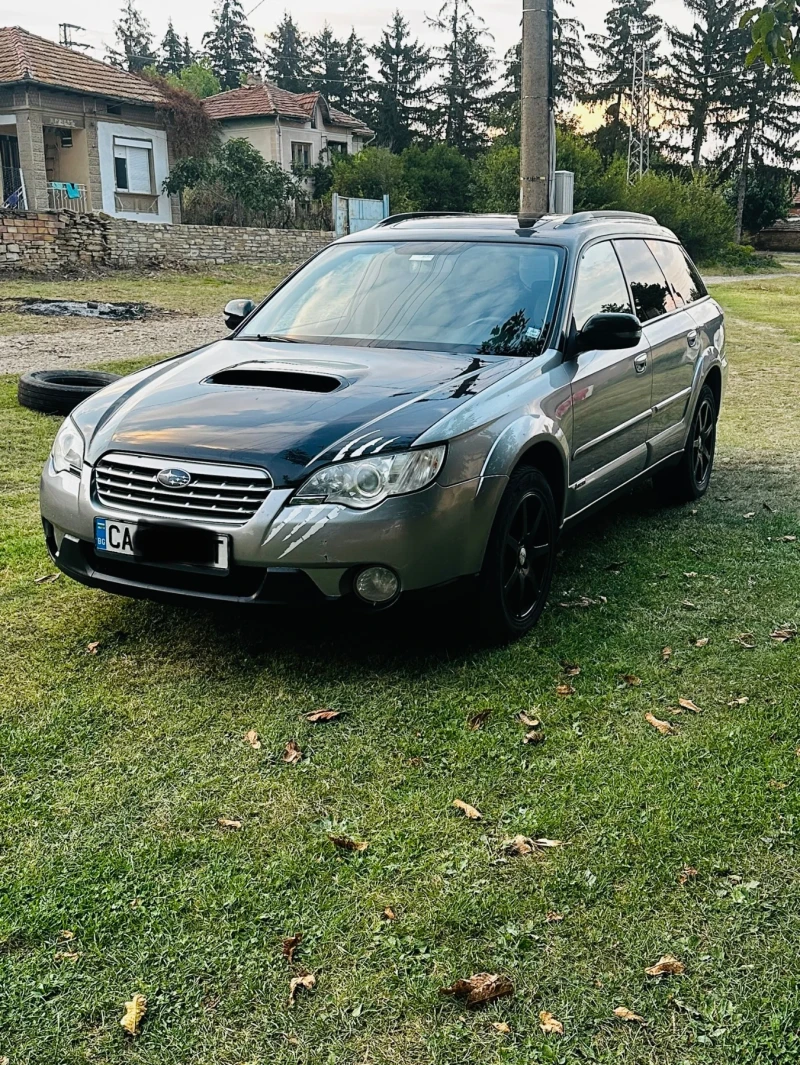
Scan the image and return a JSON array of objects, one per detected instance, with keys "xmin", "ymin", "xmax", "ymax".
[
  {"xmin": 654, "ymin": 384, "xmax": 717, "ymax": 503},
  {"xmin": 475, "ymin": 467, "xmax": 558, "ymax": 643}
]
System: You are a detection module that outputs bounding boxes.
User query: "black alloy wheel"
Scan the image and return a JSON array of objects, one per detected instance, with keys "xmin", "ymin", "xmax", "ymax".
[
  {"xmin": 692, "ymin": 393, "xmax": 716, "ymax": 490},
  {"xmin": 477, "ymin": 467, "xmax": 558, "ymax": 643},
  {"xmin": 654, "ymin": 382, "xmax": 717, "ymax": 503}
]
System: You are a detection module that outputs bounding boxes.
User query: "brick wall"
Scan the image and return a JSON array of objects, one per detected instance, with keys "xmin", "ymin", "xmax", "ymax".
[
  {"xmin": 0, "ymin": 210, "xmax": 333, "ymax": 272},
  {"xmin": 753, "ymin": 221, "xmax": 800, "ymax": 251}
]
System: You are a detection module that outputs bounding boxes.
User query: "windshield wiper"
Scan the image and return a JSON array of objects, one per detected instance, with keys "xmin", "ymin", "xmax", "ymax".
[{"xmin": 244, "ymin": 333, "xmax": 300, "ymax": 343}]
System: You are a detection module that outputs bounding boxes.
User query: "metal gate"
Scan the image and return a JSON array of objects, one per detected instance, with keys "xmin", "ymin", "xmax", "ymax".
[{"xmin": 332, "ymin": 193, "xmax": 390, "ymax": 237}]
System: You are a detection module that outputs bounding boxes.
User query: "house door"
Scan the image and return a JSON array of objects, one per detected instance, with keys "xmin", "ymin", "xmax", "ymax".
[{"xmin": 0, "ymin": 135, "xmax": 21, "ymax": 200}]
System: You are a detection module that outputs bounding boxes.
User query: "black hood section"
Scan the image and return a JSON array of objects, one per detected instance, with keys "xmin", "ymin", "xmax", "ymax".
[{"xmin": 76, "ymin": 339, "xmax": 525, "ymax": 487}]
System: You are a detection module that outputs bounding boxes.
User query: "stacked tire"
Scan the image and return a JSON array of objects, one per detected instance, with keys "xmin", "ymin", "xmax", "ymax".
[{"xmin": 17, "ymin": 370, "xmax": 121, "ymax": 416}]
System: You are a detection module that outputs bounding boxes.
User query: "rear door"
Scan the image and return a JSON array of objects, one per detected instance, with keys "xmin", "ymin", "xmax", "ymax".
[{"xmin": 567, "ymin": 240, "xmax": 653, "ymax": 509}]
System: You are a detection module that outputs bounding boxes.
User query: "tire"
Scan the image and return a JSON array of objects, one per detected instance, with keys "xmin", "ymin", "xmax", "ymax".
[
  {"xmin": 17, "ymin": 369, "xmax": 121, "ymax": 416},
  {"xmin": 475, "ymin": 467, "xmax": 558, "ymax": 643},
  {"xmin": 654, "ymin": 383, "xmax": 717, "ymax": 503}
]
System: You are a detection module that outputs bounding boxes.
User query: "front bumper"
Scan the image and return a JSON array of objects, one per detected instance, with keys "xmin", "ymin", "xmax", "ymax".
[{"xmin": 40, "ymin": 459, "xmax": 506, "ymax": 606}]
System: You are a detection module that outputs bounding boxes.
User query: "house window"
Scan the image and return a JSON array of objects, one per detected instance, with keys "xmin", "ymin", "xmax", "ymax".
[
  {"xmin": 328, "ymin": 141, "xmax": 347, "ymax": 157},
  {"xmin": 291, "ymin": 142, "xmax": 312, "ymax": 169},
  {"xmin": 113, "ymin": 137, "xmax": 154, "ymax": 194}
]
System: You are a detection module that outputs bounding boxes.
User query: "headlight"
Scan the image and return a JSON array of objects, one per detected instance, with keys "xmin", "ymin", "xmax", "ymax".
[
  {"xmin": 50, "ymin": 417, "xmax": 85, "ymax": 475},
  {"xmin": 293, "ymin": 445, "xmax": 446, "ymax": 509}
]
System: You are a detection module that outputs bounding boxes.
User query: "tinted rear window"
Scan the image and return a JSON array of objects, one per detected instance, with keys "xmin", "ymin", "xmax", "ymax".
[
  {"xmin": 648, "ymin": 240, "xmax": 707, "ymax": 305},
  {"xmin": 614, "ymin": 239, "xmax": 677, "ymax": 322}
]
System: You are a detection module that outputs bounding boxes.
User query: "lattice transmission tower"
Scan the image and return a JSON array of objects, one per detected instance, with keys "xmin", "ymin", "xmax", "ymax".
[{"xmin": 626, "ymin": 47, "xmax": 651, "ymax": 184}]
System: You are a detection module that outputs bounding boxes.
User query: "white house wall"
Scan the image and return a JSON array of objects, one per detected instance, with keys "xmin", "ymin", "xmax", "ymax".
[
  {"xmin": 218, "ymin": 118, "xmax": 361, "ymax": 173},
  {"xmin": 97, "ymin": 120, "xmax": 172, "ymax": 223}
]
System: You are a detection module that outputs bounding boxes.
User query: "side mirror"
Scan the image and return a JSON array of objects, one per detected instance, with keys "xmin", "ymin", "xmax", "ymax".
[
  {"xmin": 574, "ymin": 312, "xmax": 642, "ymax": 355},
  {"xmin": 224, "ymin": 298, "xmax": 256, "ymax": 330}
]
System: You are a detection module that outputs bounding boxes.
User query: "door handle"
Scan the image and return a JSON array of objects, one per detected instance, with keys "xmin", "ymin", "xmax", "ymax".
[
  {"xmin": 687, "ymin": 330, "xmax": 699, "ymax": 348},
  {"xmin": 633, "ymin": 352, "xmax": 648, "ymax": 374}
]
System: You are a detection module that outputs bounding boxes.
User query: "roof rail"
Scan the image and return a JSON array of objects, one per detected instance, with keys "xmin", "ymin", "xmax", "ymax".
[
  {"xmin": 374, "ymin": 211, "xmax": 475, "ymax": 227},
  {"xmin": 561, "ymin": 210, "xmax": 658, "ymax": 226}
]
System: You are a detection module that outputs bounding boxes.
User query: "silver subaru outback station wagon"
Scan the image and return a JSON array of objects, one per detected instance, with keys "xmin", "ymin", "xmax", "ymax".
[{"xmin": 41, "ymin": 211, "xmax": 726, "ymax": 641}]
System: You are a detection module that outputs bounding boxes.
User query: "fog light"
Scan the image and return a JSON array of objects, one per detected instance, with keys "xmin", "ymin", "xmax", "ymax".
[{"xmin": 355, "ymin": 565, "xmax": 400, "ymax": 604}]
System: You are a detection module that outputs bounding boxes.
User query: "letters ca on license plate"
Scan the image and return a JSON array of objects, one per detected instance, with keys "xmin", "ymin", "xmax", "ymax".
[{"xmin": 94, "ymin": 518, "xmax": 230, "ymax": 572}]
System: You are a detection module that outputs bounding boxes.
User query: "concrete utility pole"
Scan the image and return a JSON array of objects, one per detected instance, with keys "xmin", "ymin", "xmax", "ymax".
[{"xmin": 519, "ymin": 0, "xmax": 553, "ymax": 227}]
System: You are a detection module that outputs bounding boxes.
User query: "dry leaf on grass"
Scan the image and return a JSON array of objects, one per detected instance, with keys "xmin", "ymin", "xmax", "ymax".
[
  {"xmin": 556, "ymin": 683, "xmax": 575, "ymax": 697},
  {"xmin": 468, "ymin": 709, "xmax": 492, "ymax": 730},
  {"xmin": 559, "ymin": 595, "xmax": 607, "ymax": 608},
  {"xmin": 679, "ymin": 698, "xmax": 702, "ymax": 714},
  {"xmin": 684, "ymin": 571, "xmax": 698, "ymax": 578},
  {"xmin": 492, "ymin": 1021, "xmax": 511, "ymax": 1034},
  {"xmin": 305, "ymin": 709, "xmax": 342, "ymax": 723},
  {"xmin": 614, "ymin": 1006, "xmax": 646, "ymax": 1023},
  {"xmin": 518, "ymin": 712, "xmax": 541, "ymax": 728},
  {"xmin": 622, "ymin": 674, "xmax": 641, "ymax": 687},
  {"xmin": 244, "ymin": 730, "xmax": 261, "ymax": 749},
  {"xmin": 728, "ymin": 696, "xmax": 749, "ymax": 706},
  {"xmin": 328, "ymin": 834, "xmax": 368, "ymax": 852},
  {"xmin": 645, "ymin": 954, "xmax": 685, "ymax": 977},
  {"xmin": 282, "ymin": 934, "xmax": 302, "ymax": 963},
  {"xmin": 661, "ymin": 646, "xmax": 673, "ymax": 661},
  {"xmin": 283, "ymin": 739, "xmax": 303, "ymax": 764},
  {"xmin": 645, "ymin": 713, "xmax": 676, "ymax": 736},
  {"xmin": 732, "ymin": 633, "xmax": 756, "ymax": 649},
  {"xmin": 546, "ymin": 911, "xmax": 564, "ymax": 923},
  {"xmin": 120, "ymin": 993, "xmax": 147, "ymax": 1036},
  {"xmin": 743, "ymin": 512, "xmax": 756, "ymax": 519},
  {"xmin": 773, "ymin": 535, "xmax": 797, "ymax": 543},
  {"xmin": 770, "ymin": 627, "xmax": 797, "ymax": 643},
  {"xmin": 523, "ymin": 729, "xmax": 546, "ymax": 745},
  {"xmin": 288, "ymin": 972, "xmax": 316, "ymax": 1007},
  {"xmin": 770, "ymin": 779, "xmax": 789, "ymax": 790},
  {"xmin": 539, "ymin": 1011, "xmax": 564, "ymax": 1035},
  {"xmin": 561, "ymin": 662, "xmax": 581, "ymax": 676},
  {"xmin": 439, "ymin": 972, "xmax": 513, "ymax": 1008},
  {"xmin": 502, "ymin": 835, "xmax": 567, "ymax": 855},
  {"xmin": 453, "ymin": 799, "xmax": 482, "ymax": 820},
  {"xmin": 86, "ymin": 641, "xmax": 101, "ymax": 655},
  {"xmin": 217, "ymin": 818, "xmax": 242, "ymax": 830},
  {"xmin": 59, "ymin": 929, "xmax": 75, "ymax": 940},
  {"xmin": 678, "ymin": 865, "xmax": 698, "ymax": 885},
  {"xmin": 34, "ymin": 573, "xmax": 60, "ymax": 584},
  {"xmin": 681, "ymin": 600, "xmax": 698, "ymax": 610},
  {"xmin": 694, "ymin": 637, "xmax": 710, "ymax": 647},
  {"xmin": 382, "ymin": 907, "xmax": 397, "ymax": 921},
  {"xmin": 54, "ymin": 950, "xmax": 81, "ymax": 962}
]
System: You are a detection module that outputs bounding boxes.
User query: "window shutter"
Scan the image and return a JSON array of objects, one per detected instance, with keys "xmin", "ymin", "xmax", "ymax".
[{"xmin": 126, "ymin": 146, "xmax": 152, "ymax": 194}]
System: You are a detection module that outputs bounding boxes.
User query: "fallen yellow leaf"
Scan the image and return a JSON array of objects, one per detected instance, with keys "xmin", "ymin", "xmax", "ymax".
[
  {"xmin": 34, "ymin": 572, "xmax": 60, "ymax": 584},
  {"xmin": 59, "ymin": 929, "xmax": 75, "ymax": 940},
  {"xmin": 539, "ymin": 1010, "xmax": 564, "ymax": 1034},
  {"xmin": 518, "ymin": 712, "xmax": 541, "ymax": 728},
  {"xmin": 732, "ymin": 633, "xmax": 756, "ymax": 648},
  {"xmin": 120, "ymin": 993, "xmax": 147, "ymax": 1036},
  {"xmin": 728, "ymin": 696, "xmax": 749, "ymax": 706},
  {"xmin": 679, "ymin": 698, "xmax": 702, "ymax": 714},
  {"xmin": 453, "ymin": 799, "xmax": 482, "ymax": 820},
  {"xmin": 645, "ymin": 713, "xmax": 676, "ymax": 736},
  {"xmin": 614, "ymin": 1006, "xmax": 646, "ymax": 1023},
  {"xmin": 771, "ymin": 627, "xmax": 797, "ymax": 643},
  {"xmin": 86, "ymin": 641, "xmax": 101, "ymax": 655},
  {"xmin": 523, "ymin": 729, "xmax": 546, "ymax": 745},
  {"xmin": 694, "ymin": 637, "xmax": 709, "ymax": 647},
  {"xmin": 244, "ymin": 729, "xmax": 261, "ymax": 749},
  {"xmin": 561, "ymin": 662, "xmax": 581, "ymax": 676},
  {"xmin": 622, "ymin": 674, "xmax": 642, "ymax": 687},
  {"xmin": 288, "ymin": 972, "xmax": 315, "ymax": 1006},
  {"xmin": 546, "ymin": 911, "xmax": 564, "ymax": 923},
  {"xmin": 556, "ymin": 683, "xmax": 575, "ymax": 696},
  {"xmin": 467, "ymin": 709, "xmax": 492, "ymax": 730},
  {"xmin": 282, "ymin": 934, "xmax": 302, "ymax": 963},
  {"xmin": 678, "ymin": 865, "xmax": 698, "ymax": 885},
  {"xmin": 645, "ymin": 954, "xmax": 685, "ymax": 977},
  {"xmin": 328, "ymin": 834, "xmax": 368, "ymax": 852},
  {"xmin": 661, "ymin": 646, "xmax": 673, "ymax": 661},
  {"xmin": 440, "ymin": 972, "xmax": 513, "ymax": 1007},
  {"xmin": 282, "ymin": 739, "xmax": 303, "ymax": 764},
  {"xmin": 492, "ymin": 1021, "xmax": 512, "ymax": 1033},
  {"xmin": 382, "ymin": 906, "xmax": 397, "ymax": 921},
  {"xmin": 502, "ymin": 834, "xmax": 535, "ymax": 856},
  {"xmin": 217, "ymin": 817, "xmax": 242, "ymax": 830},
  {"xmin": 54, "ymin": 950, "xmax": 81, "ymax": 962},
  {"xmin": 305, "ymin": 709, "xmax": 342, "ymax": 722}
]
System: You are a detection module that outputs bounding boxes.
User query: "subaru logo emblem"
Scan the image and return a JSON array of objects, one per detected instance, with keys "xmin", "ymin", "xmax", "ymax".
[{"xmin": 157, "ymin": 467, "xmax": 191, "ymax": 489}]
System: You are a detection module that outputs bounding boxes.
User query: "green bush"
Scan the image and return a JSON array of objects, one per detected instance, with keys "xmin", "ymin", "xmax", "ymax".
[
  {"xmin": 402, "ymin": 144, "xmax": 472, "ymax": 211},
  {"xmin": 471, "ymin": 144, "xmax": 519, "ymax": 212},
  {"xmin": 711, "ymin": 241, "xmax": 781, "ymax": 272},
  {"xmin": 331, "ymin": 148, "xmax": 410, "ymax": 210},
  {"xmin": 724, "ymin": 165, "xmax": 792, "ymax": 235}
]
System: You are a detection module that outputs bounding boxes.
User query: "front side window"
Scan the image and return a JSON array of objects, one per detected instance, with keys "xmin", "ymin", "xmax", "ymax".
[
  {"xmin": 572, "ymin": 241, "xmax": 632, "ymax": 332},
  {"xmin": 239, "ymin": 240, "xmax": 565, "ymax": 357},
  {"xmin": 113, "ymin": 138, "xmax": 154, "ymax": 194},
  {"xmin": 647, "ymin": 240, "xmax": 707, "ymax": 306},
  {"xmin": 291, "ymin": 142, "xmax": 312, "ymax": 168},
  {"xmin": 615, "ymin": 239, "xmax": 677, "ymax": 322}
]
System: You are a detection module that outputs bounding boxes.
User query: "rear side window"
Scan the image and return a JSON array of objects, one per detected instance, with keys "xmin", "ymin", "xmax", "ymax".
[
  {"xmin": 648, "ymin": 240, "xmax": 707, "ymax": 305},
  {"xmin": 614, "ymin": 239, "xmax": 677, "ymax": 322},
  {"xmin": 572, "ymin": 241, "xmax": 632, "ymax": 332}
]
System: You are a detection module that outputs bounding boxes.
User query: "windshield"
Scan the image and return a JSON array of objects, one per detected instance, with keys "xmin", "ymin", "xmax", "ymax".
[{"xmin": 239, "ymin": 240, "xmax": 565, "ymax": 357}]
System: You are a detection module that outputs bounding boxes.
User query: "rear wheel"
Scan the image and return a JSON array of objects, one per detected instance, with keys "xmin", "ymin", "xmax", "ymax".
[
  {"xmin": 476, "ymin": 467, "xmax": 558, "ymax": 643},
  {"xmin": 655, "ymin": 384, "xmax": 717, "ymax": 503}
]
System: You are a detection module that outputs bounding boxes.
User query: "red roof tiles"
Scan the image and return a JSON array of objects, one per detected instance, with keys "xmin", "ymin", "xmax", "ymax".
[
  {"xmin": 0, "ymin": 26, "xmax": 164, "ymax": 104},
  {"xmin": 202, "ymin": 82, "xmax": 372, "ymax": 134}
]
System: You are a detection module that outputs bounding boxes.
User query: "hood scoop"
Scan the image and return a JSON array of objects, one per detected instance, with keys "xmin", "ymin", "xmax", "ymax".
[{"xmin": 208, "ymin": 366, "xmax": 343, "ymax": 394}]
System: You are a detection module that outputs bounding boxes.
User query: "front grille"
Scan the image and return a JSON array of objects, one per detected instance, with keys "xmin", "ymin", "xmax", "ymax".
[{"xmin": 94, "ymin": 453, "xmax": 272, "ymax": 525}]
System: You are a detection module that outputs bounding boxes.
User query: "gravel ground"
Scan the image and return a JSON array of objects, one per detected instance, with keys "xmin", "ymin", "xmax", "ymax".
[{"xmin": 0, "ymin": 314, "xmax": 226, "ymax": 376}]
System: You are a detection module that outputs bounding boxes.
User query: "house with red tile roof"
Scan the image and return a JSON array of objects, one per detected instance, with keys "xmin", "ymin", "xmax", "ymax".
[
  {"xmin": 202, "ymin": 80, "xmax": 373, "ymax": 173},
  {"xmin": 0, "ymin": 26, "xmax": 179, "ymax": 222}
]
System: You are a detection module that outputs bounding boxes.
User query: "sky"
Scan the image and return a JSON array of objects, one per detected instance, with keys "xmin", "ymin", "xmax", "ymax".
[{"xmin": 6, "ymin": 0, "xmax": 692, "ymax": 72}]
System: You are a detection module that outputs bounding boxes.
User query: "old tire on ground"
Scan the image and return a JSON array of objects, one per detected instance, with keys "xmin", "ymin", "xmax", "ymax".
[
  {"xmin": 654, "ymin": 383, "xmax": 717, "ymax": 504},
  {"xmin": 17, "ymin": 369, "xmax": 121, "ymax": 416},
  {"xmin": 475, "ymin": 466, "xmax": 558, "ymax": 644}
]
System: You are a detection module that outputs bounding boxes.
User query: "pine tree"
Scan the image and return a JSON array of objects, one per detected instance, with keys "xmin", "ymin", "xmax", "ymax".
[
  {"xmin": 202, "ymin": 0, "xmax": 262, "ymax": 91},
  {"xmin": 714, "ymin": 42, "xmax": 800, "ymax": 240},
  {"xmin": 370, "ymin": 10, "xmax": 430, "ymax": 152},
  {"xmin": 340, "ymin": 30, "xmax": 371, "ymax": 117},
  {"xmin": 666, "ymin": 0, "xmax": 744, "ymax": 167},
  {"xmin": 308, "ymin": 24, "xmax": 346, "ymax": 106},
  {"xmin": 426, "ymin": 0, "xmax": 495, "ymax": 157},
  {"xmin": 588, "ymin": 0, "xmax": 662, "ymax": 158},
  {"xmin": 265, "ymin": 14, "xmax": 309, "ymax": 94},
  {"xmin": 158, "ymin": 19, "xmax": 186, "ymax": 77},
  {"xmin": 182, "ymin": 36, "xmax": 195, "ymax": 68},
  {"xmin": 108, "ymin": 0, "xmax": 156, "ymax": 73}
]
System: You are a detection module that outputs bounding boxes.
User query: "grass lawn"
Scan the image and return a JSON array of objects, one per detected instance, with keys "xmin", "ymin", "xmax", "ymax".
[{"xmin": 1, "ymin": 275, "xmax": 799, "ymax": 1064}]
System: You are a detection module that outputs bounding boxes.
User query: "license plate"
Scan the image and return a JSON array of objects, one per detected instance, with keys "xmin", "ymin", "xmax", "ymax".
[{"xmin": 94, "ymin": 518, "xmax": 230, "ymax": 572}]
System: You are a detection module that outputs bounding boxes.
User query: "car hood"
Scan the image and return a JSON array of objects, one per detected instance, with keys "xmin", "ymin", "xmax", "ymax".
[{"xmin": 74, "ymin": 339, "xmax": 526, "ymax": 487}]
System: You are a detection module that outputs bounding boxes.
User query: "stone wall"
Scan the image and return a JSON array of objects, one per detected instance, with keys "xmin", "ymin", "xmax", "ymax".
[
  {"xmin": 0, "ymin": 210, "xmax": 334, "ymax": 272},
  {"xmin": 753, "ymin": 220, "xmax": 800, "ymax": 252}
]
